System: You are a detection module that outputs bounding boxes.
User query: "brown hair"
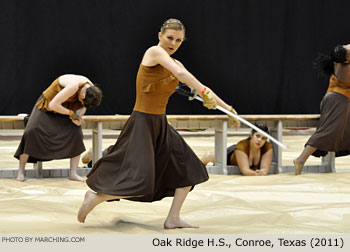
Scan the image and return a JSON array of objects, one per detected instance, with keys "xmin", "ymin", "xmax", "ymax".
[
  {"xmin": 84, "ymin": 85, "xmax": 102, "ymax": 108},
  {"xmin": 160, "ymin": 18, "xmax": 186, "ymax": 35},
  {"xmin": 313, "ymin": 45, "xmax": 349, "ymax": 76},
  {"xmin": 248, "ymin": 124, "xmax": 269, "ymax": 140}
]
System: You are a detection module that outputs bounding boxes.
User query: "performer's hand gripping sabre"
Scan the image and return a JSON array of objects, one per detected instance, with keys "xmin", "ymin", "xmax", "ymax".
[{"xmin": 175, "ymin": 84, "xmax": 287, "ymax": 150}]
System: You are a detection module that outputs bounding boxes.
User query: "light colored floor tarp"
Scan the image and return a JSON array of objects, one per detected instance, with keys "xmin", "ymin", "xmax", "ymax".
[
  {"xmin": 1, "ymin": 130, "xmax": 350, "ymax": 234},
  {"xmin": 1, "ymin": 173, "xmax": 350, "ymax": 234}
]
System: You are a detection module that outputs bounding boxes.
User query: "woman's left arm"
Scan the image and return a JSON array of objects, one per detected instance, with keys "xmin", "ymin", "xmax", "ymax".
[
  {"xmin": 258, "ymin": 149, "xmax": 273, "ymax": 175},
  {"xmin": 174, "ymin": 59, "xmax": 240, "ymax": 130},
  {"xmin": 174, "ymin": 60, "xmax": 230, "ymax": 107}
]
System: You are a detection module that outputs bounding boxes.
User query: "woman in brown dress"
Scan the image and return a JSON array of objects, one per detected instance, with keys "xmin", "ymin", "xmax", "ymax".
[
  {"xmin": 294, "ymin": 44, "xmax": 350, "ymax": 175},
  {"xmin": 201, "ymin": 124, "xmax": 273, "ymax": 176},
  {"xmin": 77, "ymin": 18, "xmax": 240, "ymax": 229},
  {"xmin": 14, "ymin": 74, "xmax": 102, "ymax": 182}
]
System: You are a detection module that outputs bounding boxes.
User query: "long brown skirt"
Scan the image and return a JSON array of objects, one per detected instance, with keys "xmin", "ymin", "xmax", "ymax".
[
  {"xmin": 86, "ymin": 110, "xmax": 209, "ymax": 202},
  {"xmin": 307, "ymin": 92, "xmax": 350, "ymax": 157},
  {"xmin": 14, "ymin": 103, "xmax": 85, "ymax": 163}
]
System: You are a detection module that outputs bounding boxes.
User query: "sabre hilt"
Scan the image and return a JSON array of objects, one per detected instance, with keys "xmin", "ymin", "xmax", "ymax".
[
  {"xmin": 69, "ymin": 108, "xmax": 83, "ymax": 120},
  {"xmin": 76, "ymin": 108, "xmax": 82, "ymax": 117},
  {"xmin": 175, "ymin": 83, "xmax": 198, "ymax": 100}
]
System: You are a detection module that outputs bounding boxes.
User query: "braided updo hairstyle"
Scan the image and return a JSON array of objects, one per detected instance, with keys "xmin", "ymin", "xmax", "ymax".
[{"xmin": 160, "ymin": 18, "xmax": 186, "ymax": 35}]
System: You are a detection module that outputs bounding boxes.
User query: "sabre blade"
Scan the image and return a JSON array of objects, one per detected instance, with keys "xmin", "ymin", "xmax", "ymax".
[{"xmin": 193, "ymin": 96, "xmax": 287, "ymax": 150}]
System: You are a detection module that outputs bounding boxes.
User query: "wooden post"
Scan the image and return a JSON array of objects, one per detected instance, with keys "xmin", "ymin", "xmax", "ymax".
[
  {"xmin": 34, "ymin": 161, "xmax": 43, "ymax": 178},
  {"xmin": 271, "ymin": 120, "xmax": 283, "ymax": 173},
  {"xmin": 322, "ymin": 151, "xmax": 336, "ymax": 173},
  {"xmin": 92, "ymin": 121, "xmax": 103, "ymax": 165},
  {"xmin": 214, "ymin": 120, "xmax": 228, "ymax": 175}
]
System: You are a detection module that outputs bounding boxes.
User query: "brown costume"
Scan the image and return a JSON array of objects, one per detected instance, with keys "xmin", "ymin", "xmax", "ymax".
[
  {"xmin": 306, "ymin": 74, "xmax": 350, "ymax": 157},
  {"xmin": 14, "ymin": 77, "xmax": 85, "ymax": 163},
  {"xmin": 226, "ymin": 138, "xmax": 273, "ymax": 170},
  {"xmin": 86, "ymin": 64, "xmax": 209, "ymax": 202}
]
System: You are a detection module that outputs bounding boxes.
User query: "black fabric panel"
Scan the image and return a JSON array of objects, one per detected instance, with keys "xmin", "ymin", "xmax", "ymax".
[{"xmin": 1, "ymin": 0, "xmax": 350, "ymax": 115}]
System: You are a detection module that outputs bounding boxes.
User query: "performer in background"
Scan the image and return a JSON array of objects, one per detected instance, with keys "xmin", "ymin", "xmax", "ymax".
[
  {"xmin": 14, "ymin": 74, "xmax": 102, "ymax": 182},
  {"xmin": 201, "ymin": 124, "xmax": 273, "ymax": 176},
  {"xmin": 294, "ymin": 44, "xmax": 350, "ymax": 175},
  {"xmin": 78, "ymin": 18, "xmax": 240, "ymax": 229}
]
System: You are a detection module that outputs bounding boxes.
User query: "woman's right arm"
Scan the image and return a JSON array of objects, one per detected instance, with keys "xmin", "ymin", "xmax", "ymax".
[
  {"xmin": 48, "ymin": 75, "xmax": 89, "ymax": 115},
  {"xmin": 48, "ymin": 85, "xmax": 79, "ymax": 115},
  {"xmin": 234, "ymin": 150, "xmax": 257, "ymax": 176}
]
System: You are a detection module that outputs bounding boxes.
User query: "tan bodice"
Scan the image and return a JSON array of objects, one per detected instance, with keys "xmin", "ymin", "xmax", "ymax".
[
  {"xmin": 35, "ymin": 77, "xmax": 84, "ymax": 112},
  {"xmin": 133, "ymin": 64, "xmax": 179, "ymax": 114},
  {"xmin": 327, "ymin": 74, "xmax": 350, "ymax": 99}
]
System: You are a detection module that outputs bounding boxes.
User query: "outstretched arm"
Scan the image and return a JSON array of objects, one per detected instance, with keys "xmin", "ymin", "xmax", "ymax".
[
  {"xmin": 144, "ymin": 46, "xmax": 232, "ymax": 111},
  {"xmin": 143, "ymin": 46, "xmax": 239, "ymax": 128}
]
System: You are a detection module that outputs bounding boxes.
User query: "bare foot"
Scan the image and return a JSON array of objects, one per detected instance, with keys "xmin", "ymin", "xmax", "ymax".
[
  {"xmin": 16, "ymin": 171, "xmax": 25, "ymax": 182},
  {"xmin": 69, "ymin": 174, "xmax": 86, "ymax": 182},
  {"xmin": 164, "ymin": 217, "xmax": 199, "ymax": 229},
  {"xmin": 293, "ymin": 159, "xmax": 304, "ymax": 175},
  {"xmin": 77, "ymin": 191, "xmax": 99, "ymax": 223}
]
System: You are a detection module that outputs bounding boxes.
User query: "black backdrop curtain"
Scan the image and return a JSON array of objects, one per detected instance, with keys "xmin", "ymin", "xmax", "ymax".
[{"xmin": 1, "ymin": 0, "xmax": 350, "ymax": 115}]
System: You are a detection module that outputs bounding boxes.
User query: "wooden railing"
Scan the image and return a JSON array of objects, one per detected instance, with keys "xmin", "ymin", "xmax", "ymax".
[{"xmin": 1, "ymin": 114, "xmax": 333, "ymax": 178}]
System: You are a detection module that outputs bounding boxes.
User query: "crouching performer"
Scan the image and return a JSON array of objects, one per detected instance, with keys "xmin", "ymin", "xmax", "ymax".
[{"xmin": 14, "ymin": 74, "xmax": 102, "ymax": 182}]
